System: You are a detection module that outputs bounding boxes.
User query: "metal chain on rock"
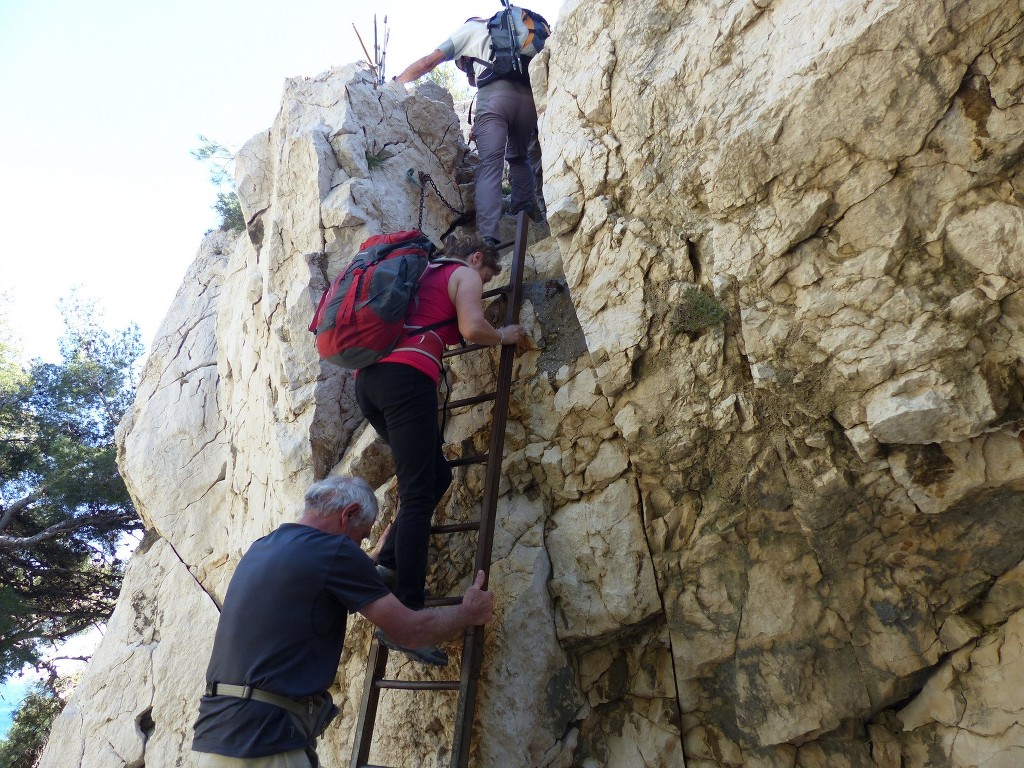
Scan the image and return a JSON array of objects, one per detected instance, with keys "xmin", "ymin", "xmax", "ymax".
[{"xmin": 413, "ymin": 169, "xmax": 465, "ymax": 231}]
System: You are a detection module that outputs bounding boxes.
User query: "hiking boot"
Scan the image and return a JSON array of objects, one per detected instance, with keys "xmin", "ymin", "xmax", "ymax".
[
  {"xmin": 376, "ymin": 564, "xmax": 397, "ymax": 590},
  {"xmin": 482, "ymin": 236, "xmax": 501, "ymax": 249},
  {"xmin": 374, "ymin": 628, "xmax": 449, "ymax": 666}
]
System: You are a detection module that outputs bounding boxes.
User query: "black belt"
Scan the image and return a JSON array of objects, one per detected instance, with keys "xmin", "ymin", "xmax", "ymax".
[{"xmin": 205, "ymin": 683, "xmax": 315, "ymax": 717}]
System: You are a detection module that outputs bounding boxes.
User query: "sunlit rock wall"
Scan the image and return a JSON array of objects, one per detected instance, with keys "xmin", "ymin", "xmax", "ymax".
[
  {"xmin": 537, "ymin": 0, "xmax": 1024, "ymax": 765},
  {"xmin": 39, "ymin": 0, "xmax": 1024, "ymax": 765}
]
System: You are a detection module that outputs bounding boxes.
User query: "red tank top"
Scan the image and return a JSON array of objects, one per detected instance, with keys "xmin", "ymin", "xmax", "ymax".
[{"xmin": 377, "ymin": 262, "xmax": 464, "ymax": 383}]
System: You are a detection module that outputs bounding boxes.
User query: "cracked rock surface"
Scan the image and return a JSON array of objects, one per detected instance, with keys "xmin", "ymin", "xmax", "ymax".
[
  {"xmin": 535, "ymin": 0, "xmax": 1024, "ymax": 763},
  {"xmin": 39, "ymin": 1, "xmax": 1024, "ymax": 764}
]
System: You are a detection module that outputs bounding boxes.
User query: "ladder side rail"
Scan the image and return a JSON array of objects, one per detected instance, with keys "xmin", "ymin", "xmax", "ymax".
[
  {"xmin": 451, "ymin": 626, "xmax": 485, "ymax": 768},
  {"xmin": 475, "ymin": 210, "xmax": 529, "ymax": 579},
  {"xmin": 350, "ymin": 640, "xmax": 390, "ymax": 768},
  {"xmin": 450, "ymin": 211, "xmax": 530, "ymax": 768}
]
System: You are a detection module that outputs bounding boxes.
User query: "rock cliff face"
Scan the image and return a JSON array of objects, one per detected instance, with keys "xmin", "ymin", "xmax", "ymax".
[{"xmin": 40, "ymin": 1, "xmax": 1024, "ymax": 766}]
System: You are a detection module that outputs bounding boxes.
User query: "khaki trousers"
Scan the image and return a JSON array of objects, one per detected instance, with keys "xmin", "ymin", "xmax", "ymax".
[{"xmin": 194, "ymin": 749, "xmax": 312, "ymax": 768}]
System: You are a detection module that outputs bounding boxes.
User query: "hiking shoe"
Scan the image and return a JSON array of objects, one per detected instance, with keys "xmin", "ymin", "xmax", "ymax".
[
  {"xmin": 482, "ymin": 236, "xmax": 501, "ymax": 249},
  {"xmin": 374, "ymin": 629, "xmax": 449, "ymax": 666},
  {"xmin": 376, "ymin": 564, "xmax": 397, "ymax": 590}
]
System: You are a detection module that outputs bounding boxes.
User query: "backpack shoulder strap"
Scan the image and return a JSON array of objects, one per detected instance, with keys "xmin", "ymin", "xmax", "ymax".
[
  {"xmin": 406, "ymin": 258, "xmax": 467, "ymax": 332},
  {"xmin": 429, "ymin": 257, "xmax": 469, "ymax": 267}
]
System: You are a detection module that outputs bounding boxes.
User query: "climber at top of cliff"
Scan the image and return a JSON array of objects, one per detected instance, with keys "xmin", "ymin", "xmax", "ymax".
[{"xmin": 393, "ymin": 4, "xmax": 550, "ymax": 245}]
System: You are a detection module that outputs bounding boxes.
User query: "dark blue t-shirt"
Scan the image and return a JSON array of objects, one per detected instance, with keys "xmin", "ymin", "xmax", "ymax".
[{"xmin": 192, "ymin": 523, "xmax": 390, "ymax": 758}]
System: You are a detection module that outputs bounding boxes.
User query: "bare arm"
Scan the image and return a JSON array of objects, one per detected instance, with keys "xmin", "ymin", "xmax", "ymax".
[
  {"xmin": 448, "ymin": 267, "xmax": 526, "ymax": 346},
  {"xmin": 395, "ymin": 49, "xmax": 447, "ymax": 84},
  {"xmin": 360, "ymin": 570, "xmax": 494, "ymax": 647}
]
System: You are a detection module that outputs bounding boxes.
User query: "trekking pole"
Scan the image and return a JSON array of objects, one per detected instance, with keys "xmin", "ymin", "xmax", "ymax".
[
  {"xmin": 380, "ymin": 20, "xmax": 389, "ymax": 83},
  {"xmin": 374, "ymin": 15, "xmax": 385, "ymax": 85},
  {"xmin": 352, "ymin": 24, "xmax": 379, "ymax": 82},
  {"xmin": 499, "ymin": 0, "xmax": 522, "ymax": 74}
]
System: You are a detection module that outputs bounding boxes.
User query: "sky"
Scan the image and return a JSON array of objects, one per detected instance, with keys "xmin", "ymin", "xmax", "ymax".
[
  {"xmin": 0, "ymin": 0, "xmax": 563, "ymax": 363},
  {"xmin": 0, "ymin": 0, "xmax": 563, "ymax": 737},
  {"xmin": 0, "ymin": 677, "xmax": 30, "ymax": 736}
]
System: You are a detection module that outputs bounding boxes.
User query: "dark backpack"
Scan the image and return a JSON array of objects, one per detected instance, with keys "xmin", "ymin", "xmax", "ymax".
[
  {"xmin": 309, "ymin": 230, "xmax": 455, "ymax": 369},
  {"xmin": 457, "ymin": 5, "xmax": 551, "ymax": 87}
]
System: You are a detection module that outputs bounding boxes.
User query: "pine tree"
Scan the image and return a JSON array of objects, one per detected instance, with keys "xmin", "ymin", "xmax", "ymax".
[
  {"xmin": 0, "ymin": 682, "xmax": 65, "ymax": 767},
  {"xmin": 0, "ymin": 294, "xmax": 143, "ymax": 681}
]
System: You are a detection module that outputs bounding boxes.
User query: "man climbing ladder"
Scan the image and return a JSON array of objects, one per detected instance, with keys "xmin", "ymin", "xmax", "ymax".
[{"xmin": 190, "ymin": 476, "xmax": 494, "ymax": 768}]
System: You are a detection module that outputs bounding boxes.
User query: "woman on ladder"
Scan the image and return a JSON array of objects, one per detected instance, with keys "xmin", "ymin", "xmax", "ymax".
[{"xmin": 354, "ymin": 235, "xmax": 525, "ymax": 666}]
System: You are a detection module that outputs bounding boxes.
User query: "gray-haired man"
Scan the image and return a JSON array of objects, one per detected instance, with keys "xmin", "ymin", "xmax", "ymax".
[{"xmin": 191, "ymin": 475, "xmax": 493, "ymax": 767}]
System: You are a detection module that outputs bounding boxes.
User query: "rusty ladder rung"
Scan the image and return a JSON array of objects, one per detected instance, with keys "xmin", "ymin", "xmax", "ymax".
[
  {"xmin": 443, "ymin": 342, "xmax": 492, "ymax": 359},
  {"xmin": 447, "ymin": 453, "xmax": 488, "ymax": 468},
  {"xmin": 425, "ymin": 596, "xmax": 463, "ymax": 608},
  {"xmin": 441, "ymin": 392, "xmax": 497, "ymax": 411},
  {"xmin": 375, "ymin": 679, "xmax": 460, "ymax": 692},
  {"xmin": 431, "ymin": 521, "xmax": 481, "ymax": 534}
]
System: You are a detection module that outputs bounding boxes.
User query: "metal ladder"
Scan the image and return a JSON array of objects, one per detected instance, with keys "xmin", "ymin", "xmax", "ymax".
[{"xmin": 350, "ymin": 211, "xmax": 530, "ymax": 768}]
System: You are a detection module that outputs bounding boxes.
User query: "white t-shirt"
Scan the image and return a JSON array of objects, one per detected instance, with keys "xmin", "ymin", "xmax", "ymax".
[{"xmin": 438, "ymin": 19, "xmax": 492, "ymax": 83}]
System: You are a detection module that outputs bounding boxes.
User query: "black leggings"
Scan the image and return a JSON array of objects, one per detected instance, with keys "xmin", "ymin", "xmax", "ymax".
[{"xmin": 354, "ymin": 363, "xmax": 452, "ymax": 610}]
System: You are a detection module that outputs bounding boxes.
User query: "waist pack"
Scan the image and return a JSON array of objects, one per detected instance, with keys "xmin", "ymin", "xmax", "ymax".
[
  {"xmin": 457, "ymin": 5, "xmax": 551, "ymax": 87},
  {"xmin": 289, "ymin": 690, "xmax": 339, "ymax": 746},
  {"xmin": 310, "ymin": 230, "xmax": 455, "ymax": 369}
]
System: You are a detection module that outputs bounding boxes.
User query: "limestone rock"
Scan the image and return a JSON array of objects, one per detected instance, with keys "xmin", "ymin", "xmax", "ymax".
[
  {"xmin": 37, "ymin": 534, "xmax": 217, "ymax": 768},
  {"xmin": 41, "ymin": 2, "xmax": 1024, "ymax": 767},
  {"xmin": 538, "ymin": 0, "xmax": 1024, "ymax": 763},
  {"xmin": 548, "ymin": 479, "xmax": 662, "ymax": 646},
  {"xmin": 897, "ymin": 609, "xmax": 1024, "ymax": 765},
  {"xmin": 866, "ymin": 370, "xmax": 997, "ymax": 445}
]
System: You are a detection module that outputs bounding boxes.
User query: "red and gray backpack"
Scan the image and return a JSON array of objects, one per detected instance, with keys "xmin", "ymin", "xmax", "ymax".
[{"xmin": 309, "ymin": 230, "xmax": 457, "ymax": 369}]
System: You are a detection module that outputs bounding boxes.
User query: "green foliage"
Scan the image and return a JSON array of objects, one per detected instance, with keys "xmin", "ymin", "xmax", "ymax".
[
  {"xmin": 214, "ymin": 191, "xmax": 244, "ymax": 232},
  {"xmin": 0, "ymin": 293, "xmax": 143, "ymax": 682},
  {"xmin": 0, "ymin": 299, "xmax": 24, "ymax": 395},
  {"xmin": 190, "ymin": 135, "xmax": 234, "ymax": 186},
  {"xmin": 365, "ymin": 145, "xmax": 393, "ymax": 171},
  {"xmin": 192, "ymin": 135, "xmax": 245, "ymax": 232},
  {"xmin": 671, "ymin": 287, "xmax": 726, "ymax": 335},
  {"xmin": 0, "ymin": 681, "xmax": 65, "ymax": 767},
  {"xmin": 426, "ymin": 62, "xmax": 473, "ymax": 102}
]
